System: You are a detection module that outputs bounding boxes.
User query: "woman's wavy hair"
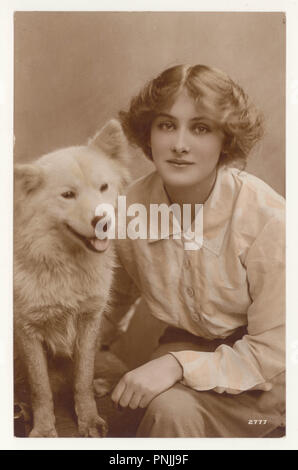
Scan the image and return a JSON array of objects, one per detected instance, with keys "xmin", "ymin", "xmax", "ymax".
[{"xmin": 119, "ymin": 64, "xmax": 264, "ymax": 169}]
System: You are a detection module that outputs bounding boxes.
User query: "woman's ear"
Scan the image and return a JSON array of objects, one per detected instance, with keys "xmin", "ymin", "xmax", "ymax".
[{"xmin": 14, "ymin": 164, "xmax": 43, "ymax": 194}]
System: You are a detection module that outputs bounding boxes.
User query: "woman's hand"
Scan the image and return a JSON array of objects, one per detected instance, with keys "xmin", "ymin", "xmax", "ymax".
[{"xmin": 111, "ymin": 354, "xmax": 183, "ymax": 410}]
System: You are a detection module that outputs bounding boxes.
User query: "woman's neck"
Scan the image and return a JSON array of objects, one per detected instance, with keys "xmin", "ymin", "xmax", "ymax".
[{"xmin": 164, "ymin": 167, "xmax": 218, "ymax": 215}]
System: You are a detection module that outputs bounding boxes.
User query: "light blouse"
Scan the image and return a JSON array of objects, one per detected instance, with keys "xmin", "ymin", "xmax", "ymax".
[{"xmin": 102, "ymin": 165, "xmax": 285, "ymax": 395}]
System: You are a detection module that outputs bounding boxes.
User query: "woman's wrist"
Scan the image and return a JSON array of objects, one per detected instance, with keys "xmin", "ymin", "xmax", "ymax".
[{"xmin": 164, "ymin": 353, "xmax": 183, "ymax": 381}]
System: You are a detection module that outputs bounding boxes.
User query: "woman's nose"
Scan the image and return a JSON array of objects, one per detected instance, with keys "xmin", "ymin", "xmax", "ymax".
[{"xmin": 171, "ymin": 128, "xmax": 190, "ymax": 155}]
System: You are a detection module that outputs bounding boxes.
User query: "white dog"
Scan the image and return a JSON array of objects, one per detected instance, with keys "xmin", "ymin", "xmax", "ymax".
[{"xmin": 14, "ymin": 120, "xmax": 130, "ymax": 437}]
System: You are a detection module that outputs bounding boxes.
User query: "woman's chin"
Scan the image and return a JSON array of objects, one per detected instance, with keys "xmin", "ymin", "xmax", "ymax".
[{"xmin": 162, "ymin": 173, "xmax": 202, "ymax": 189}]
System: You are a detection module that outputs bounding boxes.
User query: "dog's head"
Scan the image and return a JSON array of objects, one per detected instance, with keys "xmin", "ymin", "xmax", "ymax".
[{"xmin": 14, "ymin": 120, "xmax": 130, "ymax": 257}]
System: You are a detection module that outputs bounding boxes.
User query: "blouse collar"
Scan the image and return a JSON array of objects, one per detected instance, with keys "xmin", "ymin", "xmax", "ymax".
[{"xmin": 146, "ymin": 165, "xmax": 236, "ymax": 256}]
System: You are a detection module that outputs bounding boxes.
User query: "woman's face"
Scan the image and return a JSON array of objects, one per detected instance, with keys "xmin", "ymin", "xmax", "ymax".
[{"xmin": 150, "ymin": 90, "xmax": 224, "ymax": 190}]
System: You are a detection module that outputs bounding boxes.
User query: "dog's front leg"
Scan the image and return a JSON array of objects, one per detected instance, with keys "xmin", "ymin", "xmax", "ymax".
[
  {"xmin": 16, "ymin": 331, "xmax": 57, "ymax": 437},
  {"xmin": 74, "ymin": 313, "xmax": 108, "ymax": 437}
]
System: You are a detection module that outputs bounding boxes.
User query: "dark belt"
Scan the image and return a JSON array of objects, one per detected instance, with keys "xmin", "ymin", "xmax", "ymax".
[{"xmin": 159, "ymin": 325, "xmax": 248, "ymax": 349}]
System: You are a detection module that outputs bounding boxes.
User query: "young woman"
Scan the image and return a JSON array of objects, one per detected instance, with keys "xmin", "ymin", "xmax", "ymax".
[{"xmin": 100, "ymin": 64, "xmax": 285, "ymax": 437}]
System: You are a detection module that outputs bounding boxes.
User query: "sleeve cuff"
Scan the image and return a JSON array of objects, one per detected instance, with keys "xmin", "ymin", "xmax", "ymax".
[{"xmin": 169, "ymin": 349, "xmax": 273, "ymax": 395}]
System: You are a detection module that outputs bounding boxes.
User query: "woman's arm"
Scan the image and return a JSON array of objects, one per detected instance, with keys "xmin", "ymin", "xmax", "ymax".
[
  {"xmin": 170, "ymin": 214, "xmax": 285, "ymax": 394},
  {"xmin": 99, "ymin": 251, "xmax": 140, "ymax": 348},
  {"xmin": 111, "ymin": 214, "xmax": 285, "ymax": 409}
]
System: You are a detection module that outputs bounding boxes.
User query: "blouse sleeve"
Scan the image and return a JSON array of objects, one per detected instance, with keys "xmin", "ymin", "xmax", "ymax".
[
  {"xmin": 170, "ymin": 215, "xmax": 285, "ymax": 394},
  {"xmin": 99, "ymin": 250, "xmax": 140, "ymax": 348}
]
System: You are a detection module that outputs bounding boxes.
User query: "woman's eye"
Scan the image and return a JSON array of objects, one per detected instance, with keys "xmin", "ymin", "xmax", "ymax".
[
  {"xmin": 61, "ymin": 191, "xmax": 76, "ymax": 199},
  {"xmin": 158, "ymin": 121, "xmax": 175, "ymax": 131},
  {"xmin": 193, "ymin": 125, "xmax": 209, "ymax": 135},
  {"xmin": 100, "ymin": 183, "xmax": 109, "ymax": 192}
]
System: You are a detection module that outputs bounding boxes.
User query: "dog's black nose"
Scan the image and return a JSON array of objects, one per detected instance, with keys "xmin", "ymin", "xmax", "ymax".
[{"xmin": 91, "ymin": 215, "xmax": 105, "ymax": 228}]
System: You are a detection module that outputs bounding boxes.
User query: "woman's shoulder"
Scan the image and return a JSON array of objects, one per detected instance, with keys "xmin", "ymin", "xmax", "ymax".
[
  {"xmin": 218, "ymin": 166, "xmax": 285, "ymax": 243},
  {"xmin": 224, "ymin": 166, "xmax": 285, "ymax": 213}
]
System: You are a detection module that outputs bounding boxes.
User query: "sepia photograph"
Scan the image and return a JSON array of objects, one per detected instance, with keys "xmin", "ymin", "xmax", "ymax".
[{"xmin": 1, "ymin": 0, "xmax": 297, "ymax": 451}]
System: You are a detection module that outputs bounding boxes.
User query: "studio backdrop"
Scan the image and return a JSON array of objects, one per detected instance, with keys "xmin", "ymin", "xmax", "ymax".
[{"xmin": 14, "ymin": 11, "xmax": 285, "ymax": 196}]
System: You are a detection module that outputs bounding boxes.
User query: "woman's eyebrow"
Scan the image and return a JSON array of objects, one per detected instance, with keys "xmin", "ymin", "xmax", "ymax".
[
  {"xmin": 155, "ymin": 113, "xmax": 213, "ymax": 123},
  {"xmin": 155, "ymin": 113, "xmax": 176, "ymax": 119},
  {"xmin": 190, "ymin": 116, "xmax": 213, "ymax": 123}
]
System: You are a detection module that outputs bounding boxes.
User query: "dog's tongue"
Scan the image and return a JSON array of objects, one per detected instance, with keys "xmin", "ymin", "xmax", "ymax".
[{"xmin": 90, "ymin": 237, "xmax": 110, "ymax": 252}]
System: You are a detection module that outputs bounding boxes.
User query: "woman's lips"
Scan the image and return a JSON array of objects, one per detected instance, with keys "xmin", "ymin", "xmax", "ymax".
[{"xmin": 167, "ymin": 159, "xmax": 194, "ymax": 167}]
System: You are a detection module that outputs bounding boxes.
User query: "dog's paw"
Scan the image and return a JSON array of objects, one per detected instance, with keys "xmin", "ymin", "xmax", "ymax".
[
  {"xmin": 93, "ymin": 377, "xmax": 113, "ymax": 398},
  {"xmin": 78, "ymin": 413, "xmax": 108, "ymax": 438},
  {"xmin": 29, "ymin": 425, "xmax": 58, "ymax": 437}
]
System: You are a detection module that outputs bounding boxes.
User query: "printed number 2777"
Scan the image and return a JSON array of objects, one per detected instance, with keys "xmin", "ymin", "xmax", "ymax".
[{"xmin": 248, "ymin": 419, "xmax": 268, "ymax": 425}]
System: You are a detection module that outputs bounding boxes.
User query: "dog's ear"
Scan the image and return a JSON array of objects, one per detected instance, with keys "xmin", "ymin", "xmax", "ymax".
[
  {"xmin": 89, "ymin": 120, "xmax": 132, "ymax": 189},
  {"xmin": 88, "ymin": 120, "xmax": 129, "ymax": 161},
  {"xmin": 14, "ymin": 164, "xmax": 43, "ymax": 194}
]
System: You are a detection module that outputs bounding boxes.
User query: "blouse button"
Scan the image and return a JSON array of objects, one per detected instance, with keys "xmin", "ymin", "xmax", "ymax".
[
  {"xmin": 184, "ymin": 258, "xmax": 191, "ymax": 269},
  {"xmin": 191, "ymin": 311, "xmax": 200, "ymax": 322},
  {"xmin": 186, "ymin": 287, "xmax": 194, "ymax": 297},
  {"xmin": 183, "ymin": 231, "xmax": 194, "ymax": 241}
]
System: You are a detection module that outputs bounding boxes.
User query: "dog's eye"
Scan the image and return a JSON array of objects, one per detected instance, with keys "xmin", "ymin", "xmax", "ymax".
[
  {"xmin": 100, "ymin": 183, "xmax": 109, "ymax": 192},
  {"xmin": 61, "ymin": 191, "xmax": 76, "ymax": 199}
]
